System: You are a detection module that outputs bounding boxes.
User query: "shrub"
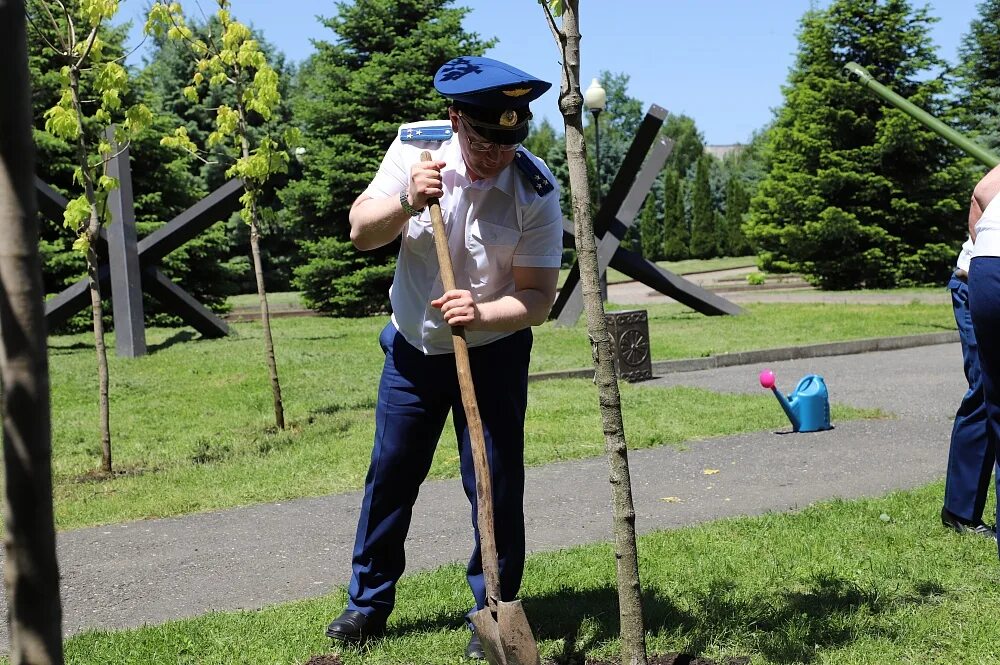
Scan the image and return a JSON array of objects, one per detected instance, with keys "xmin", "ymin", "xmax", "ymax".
[{"xmin": 293, "ymin": 237, "xmax": 394, "ymax": 316}]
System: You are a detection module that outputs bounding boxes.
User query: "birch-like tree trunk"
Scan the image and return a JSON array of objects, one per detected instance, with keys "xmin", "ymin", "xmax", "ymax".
[
  {"xmin": 68, "ymin": 69, "xmax": 113, "ymax": 474},
  {"xmin": 543, "ymin": 2, "xmax": 648, "ymax": 664},
  {"xmin": 0, "ymin": 1, "xmax": 65, "ymax": 661},
  {"xmin": 237, "ymin": 105, "xmax": 285, "ymax": 430}
]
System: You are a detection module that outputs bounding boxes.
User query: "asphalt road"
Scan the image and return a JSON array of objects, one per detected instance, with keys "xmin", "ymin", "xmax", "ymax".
[{"xmin": 0, "ymin": 342, "xmax": 968, "ymax": 652}]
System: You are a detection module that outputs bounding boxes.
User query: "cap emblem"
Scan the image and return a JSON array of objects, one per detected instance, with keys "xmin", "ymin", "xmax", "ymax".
[
  {"xmin": 499, "ymin": 110, "xmax": 519, "ymax": 127},
  {"xmin": 502, "ymin": 87, "xmax": 532, "ymax": 98}
]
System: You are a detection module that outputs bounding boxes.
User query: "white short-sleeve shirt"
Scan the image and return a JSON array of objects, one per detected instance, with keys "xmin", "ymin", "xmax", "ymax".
[
  {"xmin": 974, "ymin": 193, "xmax": 1000, "ymax": 258},
  {"xmin": 957, "ymin": 239, "xmax": 974, "ymax": 272},
  {"xmin": 364, "ymin": 120, "xmax": 564, "ymax": 355}
]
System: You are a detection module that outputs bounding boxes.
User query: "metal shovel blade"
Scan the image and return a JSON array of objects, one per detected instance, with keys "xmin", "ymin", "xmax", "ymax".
[{"xmin": 470, "ymin": 600, "xmax": 541, "ymax": 665}]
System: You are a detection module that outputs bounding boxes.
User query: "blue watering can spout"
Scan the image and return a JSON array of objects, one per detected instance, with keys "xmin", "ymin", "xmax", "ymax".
[
  {"xmin": 771, "ymin": 386, "xmax": 801, "ymax": 431},
  {"xmin": 758, "ymin": 370, "xmax": 832, "ymax": 433}
]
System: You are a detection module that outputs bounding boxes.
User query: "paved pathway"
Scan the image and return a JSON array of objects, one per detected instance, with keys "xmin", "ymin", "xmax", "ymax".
[
  {"xmin": 1, "ymin": 341, "xmax": 968, "ymax": 651},
  {"xmin": 607, "ymin": 278, "xmax": 950, "ymax": 307}
]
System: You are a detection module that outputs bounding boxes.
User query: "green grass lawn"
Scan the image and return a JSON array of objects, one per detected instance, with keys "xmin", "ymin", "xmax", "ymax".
[
  {"xmin": 41, "ymin": 300, "xmax": 949, "ymax": 530},
  {"xmin": 58, "ymin": 482, "xmax": 1000, "ymax": 665},
  {"xmin": 32, "ymin": 295, "xmax": 974, "ymax": 663}
]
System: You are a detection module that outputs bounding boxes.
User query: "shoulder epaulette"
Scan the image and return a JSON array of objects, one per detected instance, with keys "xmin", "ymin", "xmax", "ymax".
[
  {"xmin": 399, "ymin": 124, "xmax": 453, "ymax": 142},
  {"xmin": 513, "ymin": 150, "xmax": 555, "ymax": 196}
]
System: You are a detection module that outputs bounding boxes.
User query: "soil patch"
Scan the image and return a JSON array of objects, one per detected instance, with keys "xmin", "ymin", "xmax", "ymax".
[
  {"xmin": 303, "ymin": 656, "xmax": 342, "ymax": 665},
  {"xmin": 70, "ymin": 465, "xmax": 153, "ymax": 483},
  {"xmin": 302, "ymin": 653, "xmax": 748, "ymax": 665},
  {"xmin": 589, "ymin": 654, "xmax": 750, "ymax": 665}
]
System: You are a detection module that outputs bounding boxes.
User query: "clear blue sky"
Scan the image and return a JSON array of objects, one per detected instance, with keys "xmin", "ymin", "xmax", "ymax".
[{"xmin": 119, "ymin": 0, "xmax": 982, "ymax": 145}]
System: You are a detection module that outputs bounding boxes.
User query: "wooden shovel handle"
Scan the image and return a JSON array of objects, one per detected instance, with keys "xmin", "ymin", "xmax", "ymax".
[{"xmin": 420, "ymin": 151, "xmax": 502, "ymax": 608}]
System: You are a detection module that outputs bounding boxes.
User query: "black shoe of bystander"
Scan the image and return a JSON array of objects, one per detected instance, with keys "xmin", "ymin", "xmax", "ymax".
[{"xmin": 941, "ymin": 507, "xmax": 997, "ymax": 541}]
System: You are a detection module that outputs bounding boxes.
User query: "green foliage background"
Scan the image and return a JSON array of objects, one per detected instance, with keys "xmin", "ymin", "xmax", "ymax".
[
  {"xmin": 27, "ymin": 0, "xmax": 1000, "ymax": 324},
  {"xmin": 744, "ymin": 0, "xmax": 975, "ymax": 289},
  {"xmin": 281, "ymin": 0, "xmax": 493, "ymax": 315}
]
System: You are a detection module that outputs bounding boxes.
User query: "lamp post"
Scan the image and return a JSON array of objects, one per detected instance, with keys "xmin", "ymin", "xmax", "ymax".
[{"xmin": 584, "ymin": 77, "xmax": 608, "ymax": 300}]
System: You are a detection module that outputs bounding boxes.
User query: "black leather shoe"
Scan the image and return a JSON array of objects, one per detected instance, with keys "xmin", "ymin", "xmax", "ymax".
[
  {"xmin": 465, "ymin": 630, "xmax": 485, "ymax": 660},
  {"xmin": 942, "ymin": 507, "xmax": 997, "ymax": 540},
  {"xmin": 325, "ymin": 609, "xmax": 386, "ymax": 644}
]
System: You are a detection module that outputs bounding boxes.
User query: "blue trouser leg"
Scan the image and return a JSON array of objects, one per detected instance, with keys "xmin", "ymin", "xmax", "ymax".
[
  {"xmin": 347, "ymin": 324, "xmax": 531, "ymax": 619},
  {"xmin": 347, "ymin": 323, "xmax": 451, "ymax": 619},
  {"xmin": 968, "ymin": 257, "xmax": 1000, "ymax": 556},
  {"xmin": 453, "ymin": 329, "xmax": 531, "ymax": 613},
  {"xmin": 944, "ymin": 275, "xmax": 993, "ymax": 523}
]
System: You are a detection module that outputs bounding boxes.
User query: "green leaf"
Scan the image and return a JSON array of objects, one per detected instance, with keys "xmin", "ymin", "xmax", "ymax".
[
  {"xmin": 97, "ymin": 175, "xmax": 119, "ymax": 192},
  {"xmin": 63, "ymin": 196, "xmax": 91, "ymax": 232},
  {"xmin": 43, "ymin": 104, "xmax": 80, "ymax": 141},
  {"xmin": 123, "ymin": 104, "xmax": 154, "ymax": 136},
  {"xmin": 72, "ymin": 234, "xmax": 91, "ymax": 254}
]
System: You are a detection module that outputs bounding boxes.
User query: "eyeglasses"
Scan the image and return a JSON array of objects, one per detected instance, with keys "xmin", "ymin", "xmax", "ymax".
[{"xmin": 458, "ymin": 114, "xmax": 520, "ymax": 153}]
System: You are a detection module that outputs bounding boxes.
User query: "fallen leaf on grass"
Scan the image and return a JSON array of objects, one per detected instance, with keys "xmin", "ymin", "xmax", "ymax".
[
  {"xmin": 703, "ymin": 469, "xmax": 719, "ymax": 475},
  {"xmin": 660, "ymin": 496, "xmax": 682, "ymax": 503}
]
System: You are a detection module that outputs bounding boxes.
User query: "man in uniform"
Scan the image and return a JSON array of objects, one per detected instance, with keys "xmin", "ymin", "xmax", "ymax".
[{"xmin": 324, "ymin": 56, "xmax": 563, "ymax": 660}]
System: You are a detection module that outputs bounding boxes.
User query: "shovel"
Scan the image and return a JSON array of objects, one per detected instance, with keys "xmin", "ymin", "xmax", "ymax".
[{"xmin": 421, "ymin": 151, "xmax": 541, "ymax": 665}]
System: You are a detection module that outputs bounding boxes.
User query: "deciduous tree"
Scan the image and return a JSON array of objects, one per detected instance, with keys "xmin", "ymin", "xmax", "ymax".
[
  {"xmin": 31, "ymin": 0, "xmax": 153, "ymax": 473},
  {"xmin": 1, "ymin": 2, "xmax": 63, "ymax": 661},
  {"xmin": 541, "ymin": 1, "xmax": 648, "ymax": 663},
  {"xmin": 147, "ymin": 0, "xmax": 300, "ymax": 430}
]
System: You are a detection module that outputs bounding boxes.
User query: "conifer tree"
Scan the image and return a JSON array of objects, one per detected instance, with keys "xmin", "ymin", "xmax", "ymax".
[
  {"xmin": 281, "ymin": 0, "xmax": 491, "ymax": 315},
  {"xmin": 689, "ymin": 155, "xmax": 718, "ymax": 258},
  {"xmin": 745, "ymin": 0, "xmax": 971, "ymax": 288},
  {"xmin": 955, "ymin": 0, "xmax": 1000, "ymax": 150},
  {"xmin": 638, "ymin": 194, "xmax": 661, "ymax": 260},
  {"xmin": 661, "ymin": 169, "xmax": 689, "ymax": 260},
  {"xmin": 722, "ymin": 174, "xmax": 752, "ymax": 256}
]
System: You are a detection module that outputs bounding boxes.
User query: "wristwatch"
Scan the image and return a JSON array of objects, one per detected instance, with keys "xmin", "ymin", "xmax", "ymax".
[{"xmin": 399, "ymin": 190, "xmax": 424, "ymax": 217}]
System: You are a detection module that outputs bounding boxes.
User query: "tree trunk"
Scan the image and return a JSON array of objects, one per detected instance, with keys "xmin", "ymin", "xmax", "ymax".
[
  {"xmin": 249, "ymin": 213, "xmax": 284, "ymax": 429},
  {"xmin": 549, "ymin": 3, "xmax": 648, "ymax": 664},
  {"xmin": 0, "ymin": 2, "xmax": 65, "ymax": 661},
  {"xmin": 237, "ymin": 105, "xmax": 285, "ymax": 430},
  {"xmin": 69, "ymin": 72, "xmax": 112, "ymax": 474}
]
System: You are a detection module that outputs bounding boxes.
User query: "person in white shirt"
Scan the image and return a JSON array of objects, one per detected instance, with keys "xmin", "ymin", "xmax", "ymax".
[
  {"xmin": 324, "ymin": 56, "xmax": 563, "ymax": 660},
  {"xmin": 968, "ymin": 163, "xmax": 1000, "ymax": 556}
]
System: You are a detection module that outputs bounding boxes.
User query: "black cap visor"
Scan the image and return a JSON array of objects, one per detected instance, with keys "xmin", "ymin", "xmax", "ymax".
[{"xmin": 455, "ymin": 103, "xmax": 532, "ymax": 144}]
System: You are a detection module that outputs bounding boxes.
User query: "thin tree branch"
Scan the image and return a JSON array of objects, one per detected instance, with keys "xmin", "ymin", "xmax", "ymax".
[
  {"xmin": 115, "ymin": 33, "xmax": 148, "ymax": 65},
  {"xmin": 540, "ymin": 0, "xmax": 562, "ymax": 46},
  {"xmin": 24, "ymin": 11, "xmax": 64, "ymax": 56},
  {"xmin": 52, "ymin": 0, "xmax": 75, "ymax": 52},
  {"xmin": 540, "ymin": 2, "xmax": 574, "ymax": 113},
  {"xmin": 34, "ymin": 0, "xmax": 70, "ymax": 53},
  {"xmin": 74, "ymin": 24, "xmax": 100, "ymax": 69}
]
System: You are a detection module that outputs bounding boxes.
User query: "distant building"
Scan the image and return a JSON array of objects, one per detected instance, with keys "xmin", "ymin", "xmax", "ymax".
[{"xmin": 704, "ymin": 144, "xmax": 745, "ymax": 160}]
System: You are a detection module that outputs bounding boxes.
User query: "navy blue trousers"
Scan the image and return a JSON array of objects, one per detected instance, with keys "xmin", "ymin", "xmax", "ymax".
[
  {"xmin": 347, "ymin": 322, "xmax": 531, "ymax": 620},
  {"xmin": 969, "ymin": 257, "xmax": 1000, "ymax": 553},
  {"xmin": 944, "ymin": 274, "xmax": 994, "ymax": 524}
]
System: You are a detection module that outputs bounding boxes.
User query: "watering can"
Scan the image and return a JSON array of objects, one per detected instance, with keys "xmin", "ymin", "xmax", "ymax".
[{"xmin": 758, "ymin": 370, "xmax": 831, "ymax": 432}]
